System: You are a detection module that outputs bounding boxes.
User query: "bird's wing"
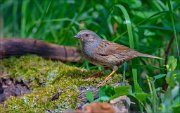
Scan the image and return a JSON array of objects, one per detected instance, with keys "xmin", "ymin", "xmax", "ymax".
[{"xmin": 95, "ymin": 40, "xmax": 132, "ymax": 56}]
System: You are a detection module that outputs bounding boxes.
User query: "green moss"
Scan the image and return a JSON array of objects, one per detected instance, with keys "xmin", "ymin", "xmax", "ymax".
[{"xmin": 0, "ymin": 55, "xmax": 122, "ymax": 112}]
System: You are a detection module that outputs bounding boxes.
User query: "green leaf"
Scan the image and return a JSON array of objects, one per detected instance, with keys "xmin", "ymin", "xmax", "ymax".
[
  {"xmin": 176, "ymin": 73, "xmax": 180, "ymax": 84},
  {"xmin": 113, "ymin": 16, "xmax": 123, "ymax": 24},
  {"xmin": 105, "ymin": 86, "xmax": 115, "ymax": 97},
  {"xmin": 135, "ymin": 93, "xmax": 149, "ymax": 102},
  {"xmin": 166, "ymin": 72, "xmax": 175, "ymax": 87},
  {"xmin": 115, "ymin": 4, "xmax": 134, "ymax": 48},
  {"xmin": 96, "ymin": 96, "xmax": 110, "ymax": 102},
  {"xmin": 167, "ymin": 56, "xmax": 177, "ymax": 71},
  {"xmin": 98, "ymin": 85, "xmax": 115, "ymax": 97},
  {"xmin": 172, "ymin": 97, "xmax": 180, "ymax": 113},
  {"xmin": 132, "ymin": 69, "xmax": 143, "ymax": 93},
  {"xmin": 171, "ymin": 84, "xmax": 179, "ymax": 99},
  {"xmin": 85, "ymin": 90, "xmax": 94, "ymax": 103},
  {"xmin": 121, "ymin": 0, "xmax": 142, "ymax": 8},
  {"xmin": 115, "ymin": 86, "xmax": 131, "ymax": 95},
  {"xmin": 154, "ymin": 74, "xmax": 166, "ymax": 80},
  {"xmin": 98, "ymin": 86, "xmax": 107, "ymax": 97},
  {"xmin": 111, "ymin": 86, "xmax": 131, "ymax": 99},
  {"xmin": 172, "ymin": 105, "xmax": 180, "ymax": 113}
]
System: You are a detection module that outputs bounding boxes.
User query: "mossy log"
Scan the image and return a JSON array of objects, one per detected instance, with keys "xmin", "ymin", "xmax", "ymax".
[
  {"xmin": 0, "ymin": 56, "xmax": 122, "ymax": 112},
  {"xmin": 0, "ymin": 38, "xmax": 81, "ymax": 62}
]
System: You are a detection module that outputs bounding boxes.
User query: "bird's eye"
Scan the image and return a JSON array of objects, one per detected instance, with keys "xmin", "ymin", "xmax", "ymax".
[{"xmin": 85, "ymin": 34, "xmax": 89, "ymax": 37}]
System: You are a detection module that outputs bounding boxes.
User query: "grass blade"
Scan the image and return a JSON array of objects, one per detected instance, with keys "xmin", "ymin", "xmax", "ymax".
[
  {"xmin": 115, "ymin": 5, "xmax": 141, "ymax": 94},
  {"xmin": 167, "ymin": 0, "xmax": 180, "ymax": 61},
  {"xmin": 115, "ymin": 4, "xmax": 134, "ymax": 48},
  {"xmin": 21, "ymin": 0, "xmax": 29, "ymax": 37}
]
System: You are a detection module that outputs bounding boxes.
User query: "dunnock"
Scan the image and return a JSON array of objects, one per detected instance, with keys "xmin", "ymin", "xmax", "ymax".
[{"xmin": 74, "ymin": 30, "xmax": 162, "ymax": 87}]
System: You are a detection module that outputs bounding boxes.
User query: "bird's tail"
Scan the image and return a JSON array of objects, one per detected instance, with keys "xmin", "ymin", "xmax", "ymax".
[{"xmin": 138, "ymin": 53, "xmax": 163, "ymax": 60}]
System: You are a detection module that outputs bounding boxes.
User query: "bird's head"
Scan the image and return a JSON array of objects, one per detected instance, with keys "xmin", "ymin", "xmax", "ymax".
[{"xmin": 73, "ymin": 30, "xmax": 101, "ymax": 43}]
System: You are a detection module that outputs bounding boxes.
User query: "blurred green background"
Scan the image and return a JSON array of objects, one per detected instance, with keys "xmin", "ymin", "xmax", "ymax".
[
  {"xmin": 0, "ymin": 0, "xmax": 179, "ymax": 70},
  {"xmin": 1, "ymin": 0, "xmax": 180, "ymax": 70}
]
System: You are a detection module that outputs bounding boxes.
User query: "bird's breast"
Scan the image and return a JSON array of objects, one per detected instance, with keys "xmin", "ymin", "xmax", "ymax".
[
  {"xmin": 82, "ymin": 44, "xmax": 111, "ymax": 66},
  {"xmin": 82, "ymin": 42, "xmax": 103, "ymax": 65},
  {"xmin": 82, "ymin": 40, "xmax": 101, "ymax": 57},
  {"xmin": 82, "ymin": 43, "xmax": 95, "ymax": 58}
]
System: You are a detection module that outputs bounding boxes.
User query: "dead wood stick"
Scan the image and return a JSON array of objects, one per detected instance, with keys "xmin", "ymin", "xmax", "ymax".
[{"xmin": 0, "ymin": 38, "xmax": 81, "ymax": 62}]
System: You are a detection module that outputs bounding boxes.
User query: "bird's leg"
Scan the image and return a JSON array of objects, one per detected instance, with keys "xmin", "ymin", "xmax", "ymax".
[
  {"xmin": 97, "ymin": 66, "xmax": 118, "ymax": 87},
  {"xmin": 117, "ymin": 62, "xmax": 128, "ymax": 86},
  {"xmin": 122, "ymin": 62, "xmax": 127, "ymax": 84}
]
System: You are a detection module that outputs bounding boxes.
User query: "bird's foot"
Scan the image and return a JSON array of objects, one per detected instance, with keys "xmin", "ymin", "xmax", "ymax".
[
  {"xmin": 97, "ymin": 80, "xmax": 108, "ymax": 88},
  {"xmin": 97, "ymin": 80, "xmax": 110, "ymax": 88},
  {"xmin": 97, "ymin": 70, "xmax": 116, "ymax": 88}
]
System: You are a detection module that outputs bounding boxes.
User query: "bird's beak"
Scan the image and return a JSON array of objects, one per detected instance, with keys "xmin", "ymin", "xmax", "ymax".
[{"xmin": 73, "ymin": 35, "xmax": 80, "ymax": 39}]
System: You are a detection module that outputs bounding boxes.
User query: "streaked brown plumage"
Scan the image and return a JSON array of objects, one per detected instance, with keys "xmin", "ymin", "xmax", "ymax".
[{"xmin": 74, "ymin": 30, "xmax": 162, "ymax": 87}]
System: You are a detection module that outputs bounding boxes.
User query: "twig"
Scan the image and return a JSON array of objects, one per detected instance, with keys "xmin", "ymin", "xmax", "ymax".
[
  {"xmin": 164, "ymin": 35, "xmax": 175, "ymax": 72},
  {"xmin": 163, "ymin": 35, "xmax": 174, "ymax": 90}
]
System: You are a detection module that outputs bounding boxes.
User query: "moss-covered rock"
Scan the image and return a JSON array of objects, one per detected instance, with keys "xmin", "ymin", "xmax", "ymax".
[{"xmin": 0, "ymin": 55, "xmax": 122, "ymax": 112}]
